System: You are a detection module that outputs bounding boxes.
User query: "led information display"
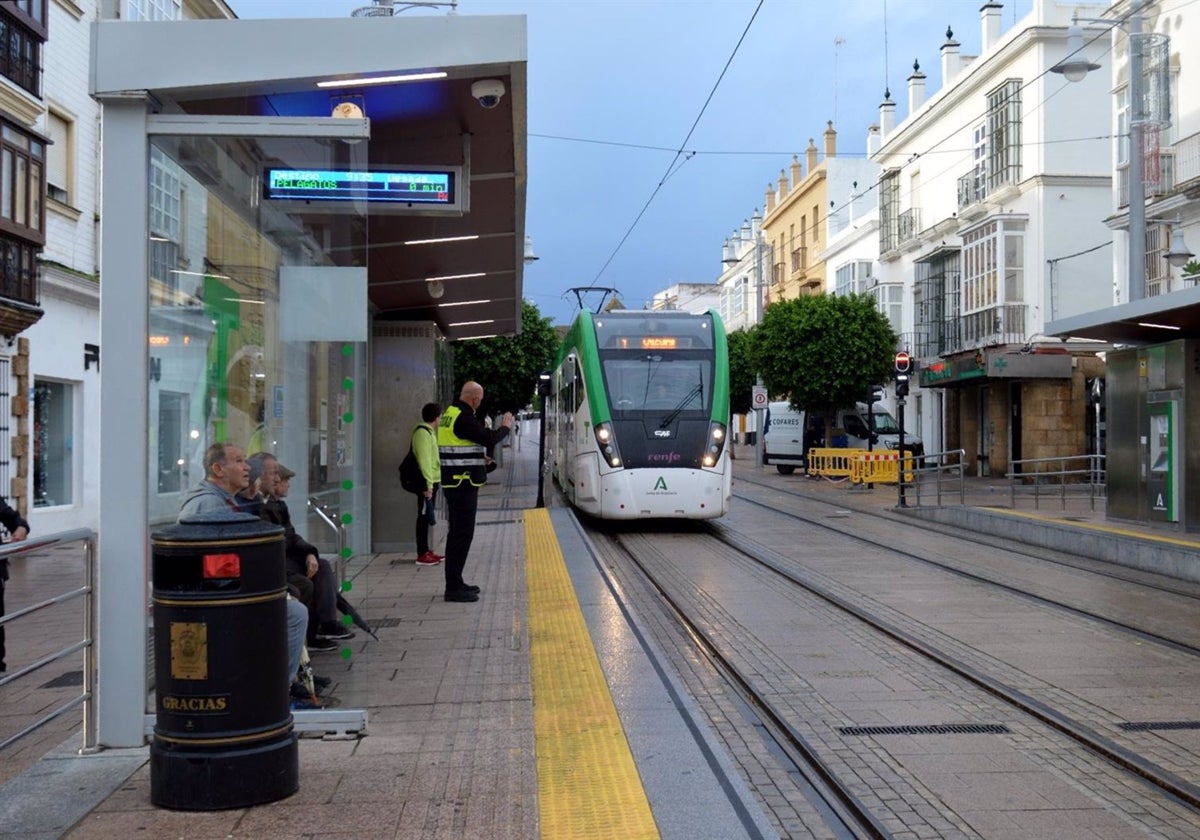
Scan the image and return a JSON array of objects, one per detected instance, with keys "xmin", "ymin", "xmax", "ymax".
[{"xmin": 264, "ymin": 168, "xmax": 455, "ymax": 205}]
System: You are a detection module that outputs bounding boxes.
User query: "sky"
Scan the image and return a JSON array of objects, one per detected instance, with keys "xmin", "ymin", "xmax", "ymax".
[{"xmin": 228, "ymin": 0, "xmax": 1034, "ymax": 326}]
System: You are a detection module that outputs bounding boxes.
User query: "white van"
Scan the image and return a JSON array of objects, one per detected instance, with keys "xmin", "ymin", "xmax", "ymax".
[{"xmin": 763, "ymin": 401, "xmax": 924, "ymax": 475}]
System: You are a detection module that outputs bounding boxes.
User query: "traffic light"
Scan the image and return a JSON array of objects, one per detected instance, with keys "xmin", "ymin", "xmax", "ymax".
[
  {"xmin": 894, "ymin": 351, "xmax": 912, "ymax": 397},
  {"xmin": 867, "ymin": 384, "xmax": 884, "ymax": 405}
]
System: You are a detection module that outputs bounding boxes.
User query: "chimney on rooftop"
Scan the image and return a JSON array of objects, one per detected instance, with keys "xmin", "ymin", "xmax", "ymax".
[
  {"xmin": 823, "ymin": 121, "xmax": 837, "ymax": 158},
  {"xmin": 908, "ymin": 59, "xmax": 926, "ymax": 113},
  {"xmin": 805, "ymin": 138, "xmax": 818, "ymax": 173},
  {"xmin": 941, "ymin": 26, "xmax": 961, "ymax": 84},
  {"xmin": 866, "ymin": 124, "xmax": 881, "ymax": 155},
  {"xmin": 790, "ymin": 155, "xmax": 803, "ymax": 186},
  {"xmin": 879, "ymin": 90, "xmax": 896, "ymax": 140},
  {"xmin": 765, "ymin": 184, "xmax": 775, "ymax": 213},
  {"xmin": 981, "ymin": 2, "xmax": 1002, "ymax": 52}
]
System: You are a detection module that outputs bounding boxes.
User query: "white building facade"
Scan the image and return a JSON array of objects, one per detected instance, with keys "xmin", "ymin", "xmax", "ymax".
[
  {"xmin": 871, "ymin": 0, "xmax": 1112, "ymax": 477},
  {"xmin": 0, "ymin": 0, "xmax": 234, "ymax": 535}
]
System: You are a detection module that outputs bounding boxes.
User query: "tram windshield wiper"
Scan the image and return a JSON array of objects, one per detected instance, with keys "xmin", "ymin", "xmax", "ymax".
[{"xmin": 658, "ymin": 381, "xmax": 702, "ymax": 429}]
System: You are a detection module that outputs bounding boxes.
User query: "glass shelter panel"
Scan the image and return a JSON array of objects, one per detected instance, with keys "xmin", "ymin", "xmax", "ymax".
[{"xmin": 147, "ymin": 131, "xmax": 372, "ymax": 706}]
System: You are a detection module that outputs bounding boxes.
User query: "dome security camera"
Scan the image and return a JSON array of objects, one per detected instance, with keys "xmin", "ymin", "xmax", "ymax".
[{"xmin": 471, "ymin": 79, "xmax": 506, "ymax": 109}]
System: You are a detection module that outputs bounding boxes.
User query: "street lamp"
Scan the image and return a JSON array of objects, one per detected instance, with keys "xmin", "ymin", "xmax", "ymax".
[
  {"xmin": 535, "ymin": 371, "xmax": 551, "ymax": 508},
  {"xmin": 1164, "ymin": 225, "xmax": 1196, "ymax": 268},
  {"xmin": 1051, "ymin": 1, "xmax": 1190, "ymax": 301}
]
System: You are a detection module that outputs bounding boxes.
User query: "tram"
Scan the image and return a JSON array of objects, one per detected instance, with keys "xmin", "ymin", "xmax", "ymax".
[{"xmin": 546, "ymin": 309, "xmax": 732, "ymax": 519}]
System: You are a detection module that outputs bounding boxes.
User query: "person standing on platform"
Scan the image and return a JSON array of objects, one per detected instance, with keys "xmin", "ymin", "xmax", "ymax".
[
  {"xmin": 411, "ymin": 402, "xmax": 444, "ymax": 566},
  {"xmin": 437, "ymin": 382, "xmax": 512, "ymax": 602},
  {"xmin": 0, "ymin": 495, "xmax": 30, "ymax": 672}
]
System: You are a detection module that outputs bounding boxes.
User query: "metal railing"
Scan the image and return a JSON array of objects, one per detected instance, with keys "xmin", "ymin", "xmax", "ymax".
[
  {"xmin": 909, "ymin": 448, "xmax": 967, "ymax": 507},
  {"xmin": 1007, "ymin": 454, "xmax": 1106, "ymax": 511},
  {"xmin": 307, "ymin": 495, "xmax": 348, "ymax": 582},
  {"xmin": 0, "ymin": 528, "xmax": 98, "ymax": 753},
  {"xmin": 1176, "ymin": 130, "xmax": 1200, "ymax": 187},
  {"xmin": 898, "ymin": 207, "xmax": 921, "ymax": 244}
]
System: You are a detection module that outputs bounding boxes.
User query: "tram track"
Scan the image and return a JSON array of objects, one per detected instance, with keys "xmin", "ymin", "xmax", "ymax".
[
  {"xmin": 579, "ymin": 508, "xmax": 1200, "ymax": 837},
  {"xmin": 594, "ymin": 525, "xmax": 889, "ymax": 840},
  {"xmin": 731, "ymin": 483, "xmax": 1200, "ymax": 657},
  {"xmin": 735, "ymin": 473, "xmax": 1200, "ymax": 604}
]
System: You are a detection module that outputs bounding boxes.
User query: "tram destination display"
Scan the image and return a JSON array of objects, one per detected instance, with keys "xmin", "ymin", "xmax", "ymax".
[{"xmin": 263, "ymin": 166, "xmax": 461, "ymax": 211}]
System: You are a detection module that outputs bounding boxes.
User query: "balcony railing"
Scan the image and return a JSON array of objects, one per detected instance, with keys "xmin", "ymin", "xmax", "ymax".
[
  {"xmin": 957, "ymin": 170, "xmax": 984, "ymax": 209},
  {"xmin": 1118, "ymin": 153, "xmax": 1175, "ymax": 206},
  {"xmin": 1146, "ymin": 270, "xmax": 1200, "ymax": 299},
  {"xmin": 960, "ymin": 304, "xmax": 1026, "ymax": 349},
  {"xmin": 772, "ymin": 262, "xmax": 785, "ymax": 286},
  {"xmin": 1175, "ymin": 131, "xmax": 1200, "ymax": 188},
  {"xmin": 898, "ymin": 208, "xmax": 921, "ymax": 244},
  {"xmin": 790, "ymin": 246, "xmax": 807, "ymax": 275}
]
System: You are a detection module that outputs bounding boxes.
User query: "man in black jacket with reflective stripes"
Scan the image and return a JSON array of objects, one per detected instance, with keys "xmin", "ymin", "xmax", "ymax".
[
  {"xmin": 0, "ymin": 494, "xmax": 30, "ymax": 672},
  {"xmin": 437, "ymin": 382, "xmax": 512, "ymax": 602}
]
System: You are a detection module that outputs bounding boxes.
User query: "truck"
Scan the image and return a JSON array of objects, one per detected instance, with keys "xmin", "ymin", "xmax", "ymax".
[{"xmin": 762, "ymin": 400, "xmax": 924, "ymax": 475}]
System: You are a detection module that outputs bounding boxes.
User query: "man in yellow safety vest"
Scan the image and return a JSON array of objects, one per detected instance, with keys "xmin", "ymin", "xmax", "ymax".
[{"xmin": 437, "ymin": 381, "xmax": 512, "ymax": 602}]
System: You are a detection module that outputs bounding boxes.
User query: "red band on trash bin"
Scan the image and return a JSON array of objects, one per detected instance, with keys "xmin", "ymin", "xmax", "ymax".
[{"xmin": 203, "ymin": 553, "xmax": 241, "ymax": 578}]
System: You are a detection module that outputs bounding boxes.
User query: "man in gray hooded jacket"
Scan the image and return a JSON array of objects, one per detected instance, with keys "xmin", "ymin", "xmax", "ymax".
[{"xmin": 178, "ymin": 443, "xmax": 310, "ymax": 702}]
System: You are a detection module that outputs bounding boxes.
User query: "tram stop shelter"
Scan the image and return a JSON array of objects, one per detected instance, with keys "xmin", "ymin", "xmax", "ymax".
[
  {"xmin": 1047, "ymin": 289, "xmax": 1200, "ymax": 531},
  {"xmin": 90, "ymin": 13, "xmax": 527, "ymax": 748}
]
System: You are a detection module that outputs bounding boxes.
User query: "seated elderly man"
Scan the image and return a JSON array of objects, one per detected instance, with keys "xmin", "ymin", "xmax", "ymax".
[{"xmin": 179, "ymin": 442, "xmax": 324, "ymax": 707}]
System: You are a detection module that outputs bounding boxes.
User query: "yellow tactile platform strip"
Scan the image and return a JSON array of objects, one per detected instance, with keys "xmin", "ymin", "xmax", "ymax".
[
  {"xmin": 524, "ymin": 509, "xmax": 660, "ymax": 840},
  {"xmin": 980, "ymin": 506, "xmax": 1200, "ymax": 549}
]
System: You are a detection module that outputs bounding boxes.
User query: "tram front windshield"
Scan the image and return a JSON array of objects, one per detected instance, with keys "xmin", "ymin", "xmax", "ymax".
[{"xmin": 602, "ymin": 355, "xmax": 713, "ymax": 416}]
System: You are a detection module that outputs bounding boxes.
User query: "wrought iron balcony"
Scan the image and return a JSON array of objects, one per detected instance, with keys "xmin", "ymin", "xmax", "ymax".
[
  {"xmin": 1118, "ymin": 153, "xmax": 1175, "ymax": 207},
  {"xmin": 898, "ymin": 208, "xmax": 921, "ymax": 244},
  {"xmin": 1175, "ymin": 131, "xmax": 1200, "ymax": 189},
  {"xmin": 789, "ymin": 246, "xmax": 807, "ymax": 277},
  {"xmin": 957, "ymin": 170, "xmax": 987, "ymax": 209}
]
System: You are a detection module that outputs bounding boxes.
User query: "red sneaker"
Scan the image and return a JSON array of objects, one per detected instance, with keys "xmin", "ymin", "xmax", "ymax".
[
  {"xmin": 415, "ymin": 552, "xmax": 442, "ymax": 566},
  {"xmin": 430, "ymin": 552, "xmax": 445, "ymax": 561}
]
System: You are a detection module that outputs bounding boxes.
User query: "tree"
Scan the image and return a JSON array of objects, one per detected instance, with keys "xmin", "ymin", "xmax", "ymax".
[
  {"xmin": 753, "ymin": 294, "xmax": 896, "ymax": 439},
  {"xmin": 451, "ymin": 300, "xmax": 560, "ymax": 415},
  {"xmin": 726, "ymin": 327, "xmax": 757, "ymax": 417}
]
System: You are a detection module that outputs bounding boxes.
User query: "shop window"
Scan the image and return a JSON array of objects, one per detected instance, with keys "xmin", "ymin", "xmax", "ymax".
[{"xmin": 33, "ymin": 379, "xmax": 73, "ymax": 508}]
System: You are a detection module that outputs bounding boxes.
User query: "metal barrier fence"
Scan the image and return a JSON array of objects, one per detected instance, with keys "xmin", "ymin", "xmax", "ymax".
[
  {"xmin": 0, "ymin": 528, "xmax": 98, "ymax": 753},
  {"xmin": 909, "ymin": 449, "xmax": 967, "ymax": 507},
  {"xmin": 1007, "ymin": 454, "xmax": 1106, "ymax": 511}
]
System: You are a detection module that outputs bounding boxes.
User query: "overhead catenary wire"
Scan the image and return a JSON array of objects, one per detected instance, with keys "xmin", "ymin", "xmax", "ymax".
[
  {"xmin": 565, "ymin": 0, "xmax": 1200, "ymax": 315},
  {"xmin": 590, "ymin": 0, "xmax": 765, "ymax": 286}
]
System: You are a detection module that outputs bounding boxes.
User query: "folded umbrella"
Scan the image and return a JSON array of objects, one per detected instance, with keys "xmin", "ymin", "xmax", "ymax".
[{"xmin": 336, "ymin": 593, "xmax": 380, "ymax": 641}]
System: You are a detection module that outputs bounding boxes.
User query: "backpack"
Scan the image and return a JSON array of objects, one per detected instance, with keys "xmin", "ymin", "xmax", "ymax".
[{"xmin": 399, "ymin": 427, "xmax": 432, "ymax": 493}]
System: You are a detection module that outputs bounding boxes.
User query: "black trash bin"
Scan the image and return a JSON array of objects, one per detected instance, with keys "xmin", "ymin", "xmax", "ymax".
[{"xmin": 149, "ymin": 513, "xmax": 298, "ymax": 810}]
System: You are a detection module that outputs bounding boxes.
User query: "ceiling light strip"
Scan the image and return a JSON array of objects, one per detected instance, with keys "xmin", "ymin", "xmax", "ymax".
[
  {"xmin": 404, "ymin": 235, "xmax": 480, "ymax": 246},
  {"xmin": 437, "ymin": 299, "xmax": 492, "ymax": 308},
  {"xmin": 317, "ymin": 71, "xmax": 447, "ymax": 89},
  {"xmin": 447, "ymin": 319, "xmax": 495, "ymax": 328},
  {"xmin": 426, "ymin": 272, "xmax": 486, "ymax": 282}
]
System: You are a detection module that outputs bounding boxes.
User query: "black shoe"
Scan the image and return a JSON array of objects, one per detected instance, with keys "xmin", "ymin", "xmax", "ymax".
[
  {"xmin": 307, "ymin": 637, "xmax": 339, "ymax": 652},
  {"xmin": 461, "ymin": 584, "xmax": 481, "ymax": 594},
  {"xmin": 312, "ymin": 675, "xmax": 332, "ymax": 689},
  {"xmin": 444, "ymin": 589, "xmax": 479, "ymax": 603},
  {"xmin": 318, "ymin": 623, "xmax": 356, "ymax": 641}
]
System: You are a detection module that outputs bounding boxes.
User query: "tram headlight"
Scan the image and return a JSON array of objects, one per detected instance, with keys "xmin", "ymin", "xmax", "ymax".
[
  {"xmin": 703, "ymin": 421, "xmax": 727, "ymax": 468},
  {"xmin": 593, "ymin": 422, "xmax": 622, "ymax": 468}
]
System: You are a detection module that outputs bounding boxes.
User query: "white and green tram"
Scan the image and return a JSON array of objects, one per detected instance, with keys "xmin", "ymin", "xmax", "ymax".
[{"xmin": 546, "ymin": 310, "xmax": 732, "ymax": 519}]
